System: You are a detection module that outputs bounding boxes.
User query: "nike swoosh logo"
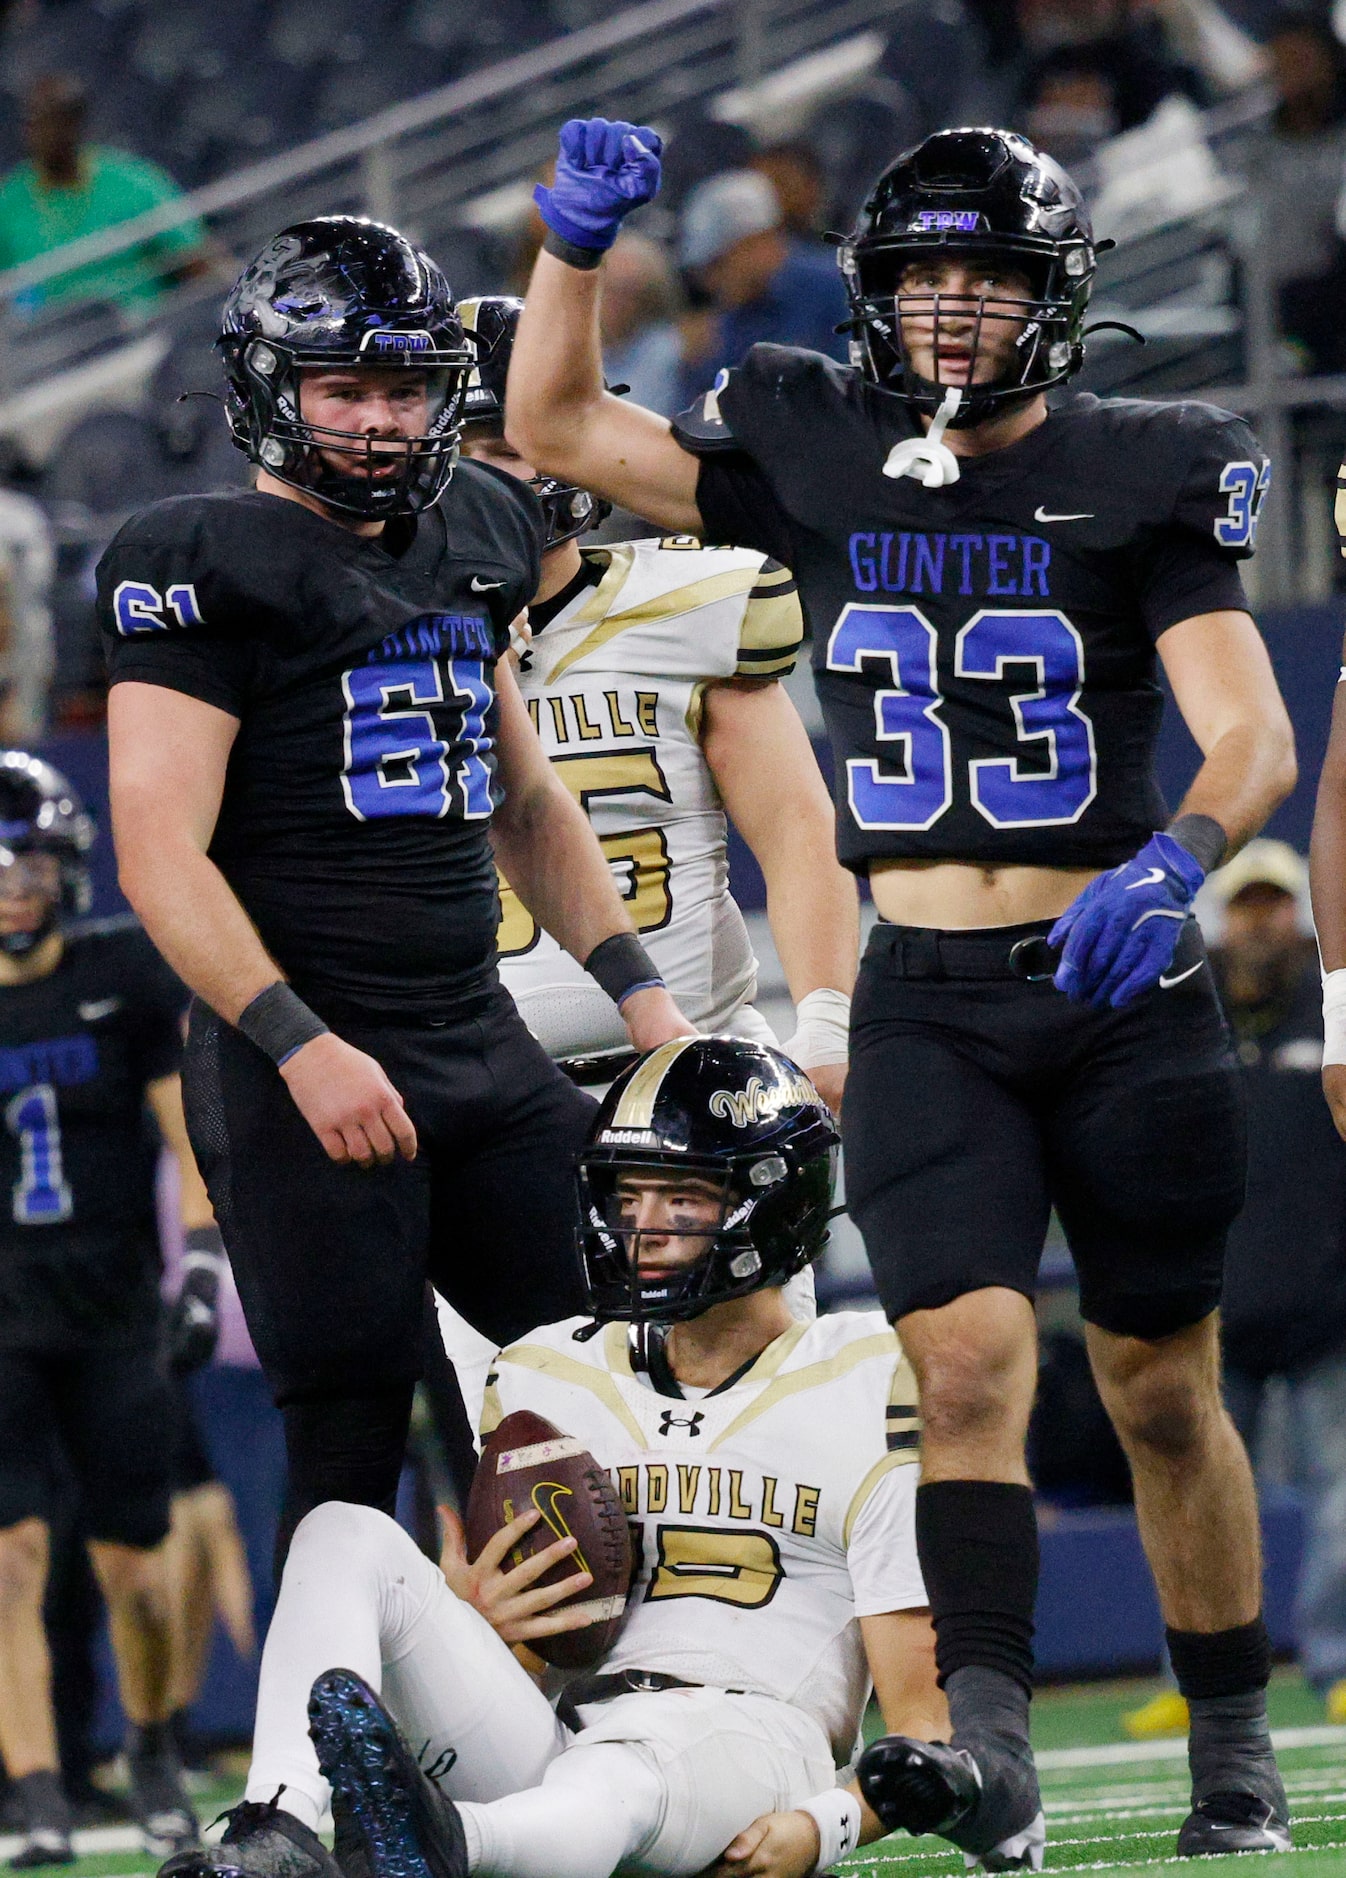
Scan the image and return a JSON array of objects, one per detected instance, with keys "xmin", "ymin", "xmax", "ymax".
[
  {"xmin": 1124, "ymin": 867, "xmax": 1166, "ymax": 891},
  {"xmin": 1159, "ymin": 960, "xmax": 1204, "ymax": 989},
  {"xmin": 471, "ymin": 576, "xmax": 505, "ymax": 591},
  {"xmin": 78, "ymin": 997, "xmax": 122, "ymax": 1021},
  {"xmin": 1034, "ymin": 507, "xmax": 1094, "ymax": 523}
]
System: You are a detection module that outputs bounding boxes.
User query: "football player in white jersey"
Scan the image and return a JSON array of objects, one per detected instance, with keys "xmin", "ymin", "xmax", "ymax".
[
  {"xmin": 164, "ymin": 1039, "xmax": 955, "ymax": 1878},
  {"xmin": 456, "ymin": 298, "xmax": 859, "ymax": 1116}
]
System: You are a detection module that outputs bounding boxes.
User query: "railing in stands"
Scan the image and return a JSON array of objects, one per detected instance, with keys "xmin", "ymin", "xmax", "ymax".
[{"xmin": 0, "ymin": 0, "xmax": 910, "ymax": 395}]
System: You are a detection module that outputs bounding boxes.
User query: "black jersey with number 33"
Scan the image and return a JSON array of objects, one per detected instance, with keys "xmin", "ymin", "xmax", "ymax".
[
  {"xmin": 675, "ymin": 346, "xmax": 1268, "ymax": 871},
  {"xmin": 97, "ymin": 464, "xmax": 543, "ymax": 1015}
]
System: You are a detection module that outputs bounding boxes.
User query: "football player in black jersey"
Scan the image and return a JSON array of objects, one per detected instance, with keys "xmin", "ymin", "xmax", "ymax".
[
  {"xmin": 0, "ymin": 753, "xmax": 215, "ymax": 1864},
  {"xmin": 98, "ymin": 219, "xmax": 693, "ymax": 1564},
  {"xmin": 506, "ymin": 122, "xmax": 1298, "ymax": 1864}
]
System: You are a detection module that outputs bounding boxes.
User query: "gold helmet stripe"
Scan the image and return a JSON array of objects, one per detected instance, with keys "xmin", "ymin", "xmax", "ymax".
[{"xmin": 612, "ymin": 1036, "xmax": 698, "ymax": 1130}]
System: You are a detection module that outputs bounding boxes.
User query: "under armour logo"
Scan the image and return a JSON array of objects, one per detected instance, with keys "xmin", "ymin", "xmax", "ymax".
[{"xmin": 658, "ymin": 1410, "xmax": 705, "ymax": 1437}]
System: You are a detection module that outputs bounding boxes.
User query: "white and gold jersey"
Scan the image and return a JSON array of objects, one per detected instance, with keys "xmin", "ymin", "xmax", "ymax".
[
  {"xmin": 482, "ymin": 1310, "xmax": 925, "ymax": 1763},
  {"xmin": 497, "ymin": 537, "xmax": 802, "ymax": 1060}
]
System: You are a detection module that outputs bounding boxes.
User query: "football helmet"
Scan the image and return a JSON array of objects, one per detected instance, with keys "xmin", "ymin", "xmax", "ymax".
[
  {"xmin": 0, "ymin": 752, "xmax": 93, "ymax": 955},
  {"xmin": 218, "ymin": 216, "xmax": 474, "ymax": 519},
  {"xmin": 840, "ymin": 127, "xmax": 1098, "ymax": 427},
  {"xmin": 577, "ymin": 1036, "xmax": 839, "ymax": 1325},
  {"xmin": 458, "ymin": 294, "xmax": 611, "ymax": 548}
]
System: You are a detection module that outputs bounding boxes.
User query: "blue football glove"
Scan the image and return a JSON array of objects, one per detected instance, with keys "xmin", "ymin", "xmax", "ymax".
[
  {"xmin": 535, "ymin": 117, "xmax": 663, "ymax": 254},
  {"xmin": 1049, "ymin": 831, "xmax": 1206, "ymax": 1010}
]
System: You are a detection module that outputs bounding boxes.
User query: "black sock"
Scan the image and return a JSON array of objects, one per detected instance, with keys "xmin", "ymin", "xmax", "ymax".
[
  {"xmin": 1167, "ymin": 1619, "xmax": 1285, "ymax": 1814},
  {"xmin": 15, "ymin": 1771, "xmax": 72, "ymax": 1838},
  {"xmin": 126, "ymin": 1718, "xmax": 173, "ymax": 1763},
  {"xmin": 916, "ymin": 1480, "xmax": 1039, "ymax": 1695}
]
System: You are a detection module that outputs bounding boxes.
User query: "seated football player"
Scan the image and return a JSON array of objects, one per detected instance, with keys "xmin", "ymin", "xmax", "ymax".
[
  {"xmin": 165, "ymin": 1037, "xmax": 945, "ymax": 1878},
  {"xmin": 455, "ymin": 295, "xmax": 858, "ymax": 1116}
]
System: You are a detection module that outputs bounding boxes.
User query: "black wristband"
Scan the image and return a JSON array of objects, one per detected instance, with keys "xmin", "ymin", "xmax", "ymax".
[
  {"xmin": 542, "ymin": 228, "xmax": 606, "ymax": 271},
  {"xmin": 584, "ymin": 932, "xmax": 664, "ymax": 1007},
  {"xmin": 235, "ymin": 982, "xmax": 329, "ymax": 1068},
  {"xmin": 1167, "ymin": 812, "xmax": 1228, "ymax": 875}
]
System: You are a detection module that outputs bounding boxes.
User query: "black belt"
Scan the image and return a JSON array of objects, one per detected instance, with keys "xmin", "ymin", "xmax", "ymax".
[
  {"xmin": 868, "ymin": 920, "xmax": 1062, "ymax": 983},
  {"xmin": 559, "ymin": 1668, "xmax": 750, "ymax": 1732}
]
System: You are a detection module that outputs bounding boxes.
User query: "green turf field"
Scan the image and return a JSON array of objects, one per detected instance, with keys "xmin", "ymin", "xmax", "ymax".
[{"xmin": 5, "ymin": 1674, "xmax": 1341, "ymax": 1878}]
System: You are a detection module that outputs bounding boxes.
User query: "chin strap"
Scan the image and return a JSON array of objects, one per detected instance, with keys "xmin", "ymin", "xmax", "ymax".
[{"xmin": 882, "ymin": 385, "xmax": 963, "ymax": 487}]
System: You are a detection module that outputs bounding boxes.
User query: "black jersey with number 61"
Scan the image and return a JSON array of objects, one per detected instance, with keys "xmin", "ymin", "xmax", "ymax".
[
  {"xmin": 97, "ymin": 465, "xmax": 543, "ymax": 1016},
  {"xmin": 675, "ymin": 346, "xmax": 1269, "ymax": 872}
]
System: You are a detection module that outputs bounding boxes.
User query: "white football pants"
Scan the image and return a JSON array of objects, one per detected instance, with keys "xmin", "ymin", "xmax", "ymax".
[{"xmin": 246, "ymin": 1501, "xmax": 833, "ymax": 1878}]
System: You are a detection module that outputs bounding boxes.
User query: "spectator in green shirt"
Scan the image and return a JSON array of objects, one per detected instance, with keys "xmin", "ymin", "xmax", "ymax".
[{"xmin": 0, "ymin": 74, "xmax": 208, "ymax": 315}]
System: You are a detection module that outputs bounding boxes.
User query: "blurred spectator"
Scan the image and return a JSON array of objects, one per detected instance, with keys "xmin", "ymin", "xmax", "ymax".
[
  {"xmin": 0, "ymin": 75, "xmax": 207, "ymax": 315},
  {"xmin": 1022, "ymin": 43, "xmax": 1128, "ymax": 169},
  {"xmin": 599, "ymin": 233, "xmax": 683, "ymax": 417},
  {"xmin": 1229, "ymin": 15, "xmax": 1346, "ymax": 372},
  {"xmin": 1208, "ymin": 841, "xmax": 1346, "ymax": 1722},
  {"xmin": 751, "ymin": 141, "xmax": 829, "ymax": 237},
  {"xmin": 674, "ymin": 169, "xmax": 848, "ymax": 410},
  {"xmin": 0, "ymin": 489, "xmax": 53, "ymax": 742}
]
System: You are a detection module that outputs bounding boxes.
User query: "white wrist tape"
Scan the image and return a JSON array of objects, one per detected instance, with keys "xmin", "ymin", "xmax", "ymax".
[
  {"xmin": 798, "ymin": 1789, "xmax": 862, "ymax": 1875},
  {"xmin": 783, "ymin": 988, "xmax": 851, "ymax": 1070},
  {"xmin": 1323, "ymin": 968, "xmax": 1346, "ymax": 1067}
]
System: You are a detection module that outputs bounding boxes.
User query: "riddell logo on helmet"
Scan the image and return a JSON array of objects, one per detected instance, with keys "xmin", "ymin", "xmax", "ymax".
[
  {"xmin": 913, "ymin": 210, "xmax": 985, "ymax": 232},
  {"xmin": 361, "ymin": 329, "xmax": 433, "ymax": 352}
]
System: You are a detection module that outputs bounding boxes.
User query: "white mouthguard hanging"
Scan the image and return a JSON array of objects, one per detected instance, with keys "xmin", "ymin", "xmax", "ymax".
[{"xmin": 882, "ymin": 386, "xmax": 963, "ymax": 487}]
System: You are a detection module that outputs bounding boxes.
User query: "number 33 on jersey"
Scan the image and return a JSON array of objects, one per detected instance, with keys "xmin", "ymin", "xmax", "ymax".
[{"xmin": 676, "ymin": 348, "xmax": 1270, "ymax": 874}]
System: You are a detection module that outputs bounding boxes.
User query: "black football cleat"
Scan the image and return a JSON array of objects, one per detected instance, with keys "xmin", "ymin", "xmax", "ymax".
[
  {"xmin": 308, "ymin": 1669, "xmax": 468, "ymax": 1878},
  {"xmin": 155, "ymin": 1796, "xmax": 342, "ymax": 1878},
  {"xmin": 1176, "ymin": 1791, "xmax": 1292, "ymax": 1857},
  {"xmin": 858, "ymin": 1735, "xmax": 1045, "ymax": 1871},
  {"xmin": 126, "ymin": 1736, "xmax": 199, "ymax": 1861},
  {"xmin": 858, "ymin": 1735, "xmax": 982, "ymax": 1838},
  {"xmin": 8, "ymin": 1831, "xmax": 76, "ymax": 1870}
]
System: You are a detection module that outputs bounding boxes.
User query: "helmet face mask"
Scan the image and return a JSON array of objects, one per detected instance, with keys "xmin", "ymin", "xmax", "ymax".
[
  {"xmin": 219, "ymin": 218, "xmax": 475, "ymax": 520},
  {"xmin": 577, "ymin": 1038, "xmax": 840, "ymax": 1327},
  {"xmin": 842, "ymin": 128, "xmax": 1097, "ymax": 427},
  {"xmin": 457, "ymin": 294, "xmax": 612, "ymax": 549},
  {"xmin": 0, "ymin": 752, "xmax": 93, "ymax": 957}
]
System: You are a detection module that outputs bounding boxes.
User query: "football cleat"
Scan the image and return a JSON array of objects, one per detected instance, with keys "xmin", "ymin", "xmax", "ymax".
[
  {"xmin": 964, "ymin": 1814, "xmax": 1046, "ymax": 1872},
  {"xmin": 9, "ymin": 1830, "xmax": 76, "ymax": 1869},
  {"xmin": 155, "ymin": 1796, "xmax": 341, "ymax": 1878},
  {"xmin": 1176, "ymin": 1792, "xmax": 1292, "ymax": 1856},
  {"xmin": 308, "ymin": 1669, "xmax": 468, "ymax": 1878},
  {"xmin": 858, "ymin": 1735, "xmax": 982, "ymax": 1837},
  {"xmin": 127, "ymin": 1739, "xmax": 199, "ymax": 1860}
]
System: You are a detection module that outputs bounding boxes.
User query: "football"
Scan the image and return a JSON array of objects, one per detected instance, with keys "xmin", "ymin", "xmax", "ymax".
[{"xmin": 465, "ymin": 1409, "xmax": 632, "ymax": 1669}]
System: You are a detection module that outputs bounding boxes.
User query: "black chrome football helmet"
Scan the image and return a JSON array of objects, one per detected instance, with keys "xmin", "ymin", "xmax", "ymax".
[
  {"xmin": 0, "ymin": 752, "xmax": 93, "ymax": 955},
  {"xmin": 457, "ymin": 294, "xmax": 611, "ymax": 548},
  {"xmin": 218, "ymin": 216, "xmax": 474, "ymax": 519},
  {"xmin": 840, "ymin": 127, "xmax": 1098, "ymax": 427},
  {"xmin": 577, "ymin": 1036, "xmax": 839, "ymax": 1325}
]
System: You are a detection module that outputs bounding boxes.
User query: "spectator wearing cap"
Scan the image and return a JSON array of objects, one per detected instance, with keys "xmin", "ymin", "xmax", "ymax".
[
  {"xmin": 0, "ymin": 74, "xmax": 208, "ymax": 314},
  {"xmin": 673, "ymin": 168, "xmax": 849, "ymax": 412},
  {"xmin": 1211, "ymin": 840, "xmax": 1346, "ymax": 1724}
]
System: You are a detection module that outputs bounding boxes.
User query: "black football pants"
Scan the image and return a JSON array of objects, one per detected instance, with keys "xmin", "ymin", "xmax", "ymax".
[
  {"xmin": 845, "ymin": 917, "xmax": 1247, "ymax": 1340},
  {"xmin": 183, "ymin": 986, "xmax": 596, "ymax": 1538}
]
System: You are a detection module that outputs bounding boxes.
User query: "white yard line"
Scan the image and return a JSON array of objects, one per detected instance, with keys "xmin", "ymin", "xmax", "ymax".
[
  {"xmin": 1037, "ymin": 1724, "xmax": 1346, "ymax": 1771},
  {"xmin": 0, "ymin": 1827, "xmax": 143, "ymax": 1859}
]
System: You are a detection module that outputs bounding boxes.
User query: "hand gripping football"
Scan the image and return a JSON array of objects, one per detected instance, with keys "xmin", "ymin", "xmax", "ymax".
[{"xmin": 465, "ymin": 1410, "xmax": 632, "ymax": 1669}]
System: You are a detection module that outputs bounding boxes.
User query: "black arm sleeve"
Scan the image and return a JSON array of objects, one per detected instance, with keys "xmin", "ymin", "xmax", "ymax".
[{"xmin": 1136, "ymin": 529, "xmax": 1251, "ymax": 642}]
